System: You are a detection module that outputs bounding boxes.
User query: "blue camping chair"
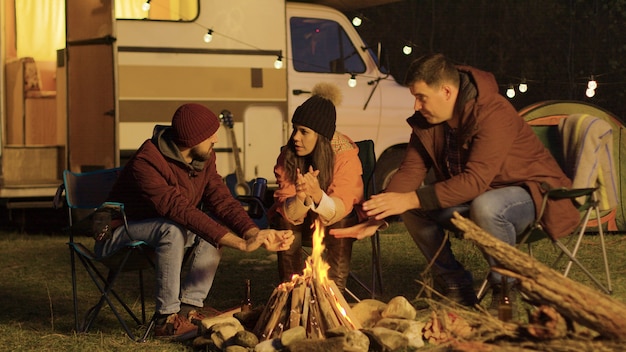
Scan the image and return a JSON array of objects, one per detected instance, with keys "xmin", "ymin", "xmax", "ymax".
[{"xmin": 54, "ymin": 168, "xmax": 156, "ymax": 341}]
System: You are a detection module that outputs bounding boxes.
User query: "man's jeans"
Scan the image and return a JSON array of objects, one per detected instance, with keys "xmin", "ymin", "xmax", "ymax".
[
  {"xmin": 95, "ymin": 218, "xmax": 221, "ymax": 315},
  {"xmin": 402, "ymin": 186, "xmax": 535, "ymax": 287}
]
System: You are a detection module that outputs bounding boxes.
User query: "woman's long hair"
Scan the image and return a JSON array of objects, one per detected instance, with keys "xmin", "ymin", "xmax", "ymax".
[{"xmin": 283, "ymin": 133, "xmax": 334, "ymax": 192}]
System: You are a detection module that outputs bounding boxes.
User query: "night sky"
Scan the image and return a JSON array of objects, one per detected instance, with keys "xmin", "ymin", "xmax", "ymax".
[{"xmin": 349, "ymin": 0, "xmax": 626, "ymax": 120}]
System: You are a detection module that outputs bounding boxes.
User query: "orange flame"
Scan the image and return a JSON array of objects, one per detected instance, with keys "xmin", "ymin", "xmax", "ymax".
[{"xmin": 303, "ymin": 218, "xmax": 329, "ymax": 283}]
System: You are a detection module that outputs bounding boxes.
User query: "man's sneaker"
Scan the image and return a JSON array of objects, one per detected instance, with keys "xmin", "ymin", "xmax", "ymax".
[{"xmin": 154, "ymin": 313, "xmax": 198, "ymax": 340}]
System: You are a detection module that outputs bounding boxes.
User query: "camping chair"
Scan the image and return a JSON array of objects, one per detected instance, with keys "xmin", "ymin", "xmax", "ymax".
[
  {"xmin": 347, "ymin": 139, "xmax": 384, "ymax": 299},
  {"xmin": 237, "ymin": 177, "xmax": 271, "ymax": 229},
  {"xmin": 54, "ymin": 168, "xmax": 155, "ymax": 341},
  {"xmin": 477, "ymin": 114, "xmax": 615, "ymax": 299}
]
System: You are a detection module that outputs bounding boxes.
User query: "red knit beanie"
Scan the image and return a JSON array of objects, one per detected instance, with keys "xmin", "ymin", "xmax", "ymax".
[{"xmin": 172, "ymin": 103, "xmax": 220, "ymax": 148}]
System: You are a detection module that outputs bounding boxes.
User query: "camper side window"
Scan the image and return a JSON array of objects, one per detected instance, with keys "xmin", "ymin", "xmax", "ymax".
[
  {"xmin": 290, "ymin": 17, "xmax": 366, "ymax": 74},
  {"xmin": 116, "ymin": 0, "xmax": 199, "ymax": 21}
]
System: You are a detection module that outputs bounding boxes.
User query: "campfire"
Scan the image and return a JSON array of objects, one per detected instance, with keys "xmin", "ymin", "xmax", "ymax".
[
  {"xmin": 252, "ymin": 219, "xmax": 361, "ymax": 340},
  {"xmin": 192, "ymin": 213, "xmax": 626, "ymax": 352}
]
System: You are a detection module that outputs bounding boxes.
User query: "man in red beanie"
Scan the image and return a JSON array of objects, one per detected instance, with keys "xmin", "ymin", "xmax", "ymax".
[{"xmin": 97, "ymin": 103, "xmax": 294, "ymax": 339}]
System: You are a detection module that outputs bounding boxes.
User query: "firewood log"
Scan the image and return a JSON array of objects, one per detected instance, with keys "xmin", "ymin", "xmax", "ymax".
[{"xmin": 450, "ymin": 212, "xmax": 626, "ymax": 339}]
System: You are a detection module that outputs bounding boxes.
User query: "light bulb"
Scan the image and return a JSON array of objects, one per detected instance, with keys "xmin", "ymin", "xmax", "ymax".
[
  {"xmin": 274, "ymin": 56, "xmax": 283, "ymax": 69},
  {"xmin": 518, "ymin": 82, "xmax": 528, "ymax": 93},
  {"xmin": 402, "ymin": 45, "xmax": 413, "ymax": 55},
  {"xmin": 203, "ymin": 29, "xmax": 213, "ymax": 43},
  {"xmin": 348, "ymin": 74, "xmax": 357, "ymax": 88},
  {"xmin": 506, "ymin": 86, "xmax": 515, "ymax": 98},
  {"xmin": 587, "ymin": 78, "xmax": 597, "ymax": 90},
  {"xmin": 586, "ymin": 88, "xmax": 596, "ymax": 98},
  {"xmin": 352, "ymin": 16, "xmax": 362, "ymax": 27},
  {"xmin": 142, "ymin": 0, "xmax": 151, "ymax": 12}
]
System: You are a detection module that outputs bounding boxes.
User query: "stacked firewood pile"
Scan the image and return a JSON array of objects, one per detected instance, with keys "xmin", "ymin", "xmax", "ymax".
[{"xmin": 252, "ymin": 273, "xmax": 361, "ymax": 340}]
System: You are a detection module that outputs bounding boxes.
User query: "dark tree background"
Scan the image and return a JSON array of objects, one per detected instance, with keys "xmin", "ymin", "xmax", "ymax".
[{"xmin": 349, "ymin": 0, "xmax": 626, "ymax": 120}]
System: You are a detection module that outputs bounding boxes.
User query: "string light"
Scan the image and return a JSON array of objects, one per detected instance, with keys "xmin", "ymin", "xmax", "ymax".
[
  {"xmin": 402, "ymin": 45, "xmax": 413, "ymax": 55},
  {"xmin": 518, "ymin": 79, "xmax": 528, "ymax": 93},
  {"xmin": 586, "ymin": 87, "xmax": 596, "ymax": 98},
  {"xmin": 131, "ymin": 1, "xmax": 411, "ymax": 83},
  {"xmin": 274, "ymin": 54, "xmax": 283, "ymax": 69},
  {"xmin": 506, "ymin": 84, "xmax": 515, "ymax": 98},
  {"xmin": 348, "ymin": 74, "xmax": 357, "ymax": 88},
  {"xmin": 352, "ymin": 16, "xmax": 362, "ymax": 27},
  {"xmin": 587, "ymin": 75, "xmax": 597, "ymax": 90},
  {"xmin": 203, "ymin": 29, "xmax": 213, "ymax": 43}
]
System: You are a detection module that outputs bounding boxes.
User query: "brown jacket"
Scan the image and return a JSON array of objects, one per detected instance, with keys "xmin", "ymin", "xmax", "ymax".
[
  {"xmin": 107, "ymin": 127, "xmax": 257, "ymax": 245},
  {"xmin": 386, "ymin": 66, "xmax": 579, "ymax": 239}
]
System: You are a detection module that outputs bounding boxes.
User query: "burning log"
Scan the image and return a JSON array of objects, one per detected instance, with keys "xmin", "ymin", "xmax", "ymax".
[
  {"xmin": 450, "ymin": 211, "xmax": 626, "ymax": 339},
  {"xmin": 253, "ymin": 272, "xmax": 362, "ymax": 340},
  {"xmin": 253, "ymin": 219, "xmax": 362, "ymax": 341}
]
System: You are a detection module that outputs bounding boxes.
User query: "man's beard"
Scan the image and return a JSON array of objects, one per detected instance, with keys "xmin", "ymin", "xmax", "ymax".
[{"xmin": 189, "ymin": 144, "xmax": 213, "ymax": 161}]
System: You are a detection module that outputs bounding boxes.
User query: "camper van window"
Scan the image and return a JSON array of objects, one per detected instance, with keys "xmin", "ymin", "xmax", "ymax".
[
  {"xmin": 116, "ymin": 0, "xmax": 199, "ymax": 21},
  {"xmin": 290, "ymin": 17, "xmax": 366, "ymax": 74}
]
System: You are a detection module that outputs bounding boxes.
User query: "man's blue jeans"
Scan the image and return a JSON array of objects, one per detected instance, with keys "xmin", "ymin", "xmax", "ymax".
[
  {"xmin": 95, "ymin": 218, "xmax": 221, "ymax": 315},
  {"xmin": 401, "ymin": 186, "xmax": 535, "ymax": 288}
]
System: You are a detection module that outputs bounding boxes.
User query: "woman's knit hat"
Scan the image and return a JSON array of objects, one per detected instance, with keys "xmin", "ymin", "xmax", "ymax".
[
  {"xmin": 292, "ymin": 82, "xmax": 342, "ymax": 140},
  {"xmin": 172, "ymin": 103, "xmax": 220, "ymax": 147}
]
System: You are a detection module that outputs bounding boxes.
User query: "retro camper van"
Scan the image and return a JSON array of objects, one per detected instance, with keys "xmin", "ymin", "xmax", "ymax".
[{"xmin": 0, "ymin": 0, "xmax": 412, "ymax": 207}]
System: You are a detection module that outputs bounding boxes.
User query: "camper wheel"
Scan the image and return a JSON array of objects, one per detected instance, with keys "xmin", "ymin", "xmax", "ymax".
[{"xmin": 374, "ymin": 145, "xmax": 406, "ymax": 193}]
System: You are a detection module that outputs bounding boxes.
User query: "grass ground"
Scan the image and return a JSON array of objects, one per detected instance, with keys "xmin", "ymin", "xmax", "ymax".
[{"xmin": 1, "ymin": 212, "xmax": 625, "ymax": 351}]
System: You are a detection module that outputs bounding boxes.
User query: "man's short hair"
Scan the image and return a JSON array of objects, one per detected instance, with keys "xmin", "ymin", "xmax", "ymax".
[{"xmin": 404, "ymin": 53, "xmax": 460, "ymax": 88}]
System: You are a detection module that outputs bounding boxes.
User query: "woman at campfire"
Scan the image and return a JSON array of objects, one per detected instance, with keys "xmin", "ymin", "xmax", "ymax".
[{"xmin": 270, "ymin": 82, "xmax": 363, "ymax": 293}]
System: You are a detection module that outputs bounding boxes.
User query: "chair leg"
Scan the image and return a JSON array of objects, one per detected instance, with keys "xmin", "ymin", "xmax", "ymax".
[
  {"xmin": 77, "ymin": 250, "xmax": 144, "ymax": 340},
  {"xmin": 345, "ymin": 231, "xmax": 384, "ymax": 301},
  {"xmin": 553, "ymin": 240, "xmax": 611, "ymax": 294},
  {"xmin": 597, "ymin": 216, "xmax": 613, "ymax": 294},
  {"xmin": 591, "ymin": 205, "xmax": 612, "ymax": 294},
  {"xmin": 139, "ymin": 270, "xmax": 146, "ymax": 324},
  {"xmin": 69, "ymin": 247, "xmax": 80, "ymax": 333},
  {"xmin": 563, "ymin": 209, "xmax": 593, "ymax": 277},
  {"xmin": 371, "ymin": 232, "xmax": 384, "ymax": 297},
  {"xmin": 559, "ymin": 205, "xmax": 612, "ymax": 294},
  {"xmin": 140, "ymin": 313, "xmax": 158, "ymax": 342}
]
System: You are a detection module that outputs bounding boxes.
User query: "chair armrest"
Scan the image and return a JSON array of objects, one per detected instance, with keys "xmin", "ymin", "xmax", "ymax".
[{"xmin": 546, "ymin": 187, "xmax": 596, "ymax": 200}]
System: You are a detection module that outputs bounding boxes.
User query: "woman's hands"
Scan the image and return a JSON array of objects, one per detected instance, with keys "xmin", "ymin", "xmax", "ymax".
[{"xmin": 295, "ymin": 166, "xmax": 323, "ymax": 204}]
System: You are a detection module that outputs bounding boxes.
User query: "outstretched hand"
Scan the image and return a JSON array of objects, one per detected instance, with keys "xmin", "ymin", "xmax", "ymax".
[
  {"xmin": 362, "ymin": 192, "xmax": 420, "ymax": 220},
  {"xmin": 329, "ymin": 218, "xmax": 388, "ymax": 240},
  {"xmin": 262, "ymin": 229, "xmax": 294, "ymax": 251}
]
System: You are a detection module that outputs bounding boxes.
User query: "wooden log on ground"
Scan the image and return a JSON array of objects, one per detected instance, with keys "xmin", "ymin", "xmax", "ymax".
[{"xmin": 450, "ymin": 212, "xmax": 626, "ymax": 339}]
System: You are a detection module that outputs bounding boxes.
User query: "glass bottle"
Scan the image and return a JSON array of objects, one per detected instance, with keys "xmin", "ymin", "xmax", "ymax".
[
  {"xmin": 241, "ymin": 279, "xmax": 253, "ymax": 312},
  {"xmin": 498, "ymin": 277, "xmax": 512, "ymax": 322}
]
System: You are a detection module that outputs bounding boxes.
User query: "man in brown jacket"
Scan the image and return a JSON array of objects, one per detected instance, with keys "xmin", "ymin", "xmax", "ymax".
[
  {"xmin": 331, "ymin": 54, "xmax": 579, "ymax": 309},
  {"xmin": 97, "ymin": 103, "xmax": 293, "ymax": 339}
]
